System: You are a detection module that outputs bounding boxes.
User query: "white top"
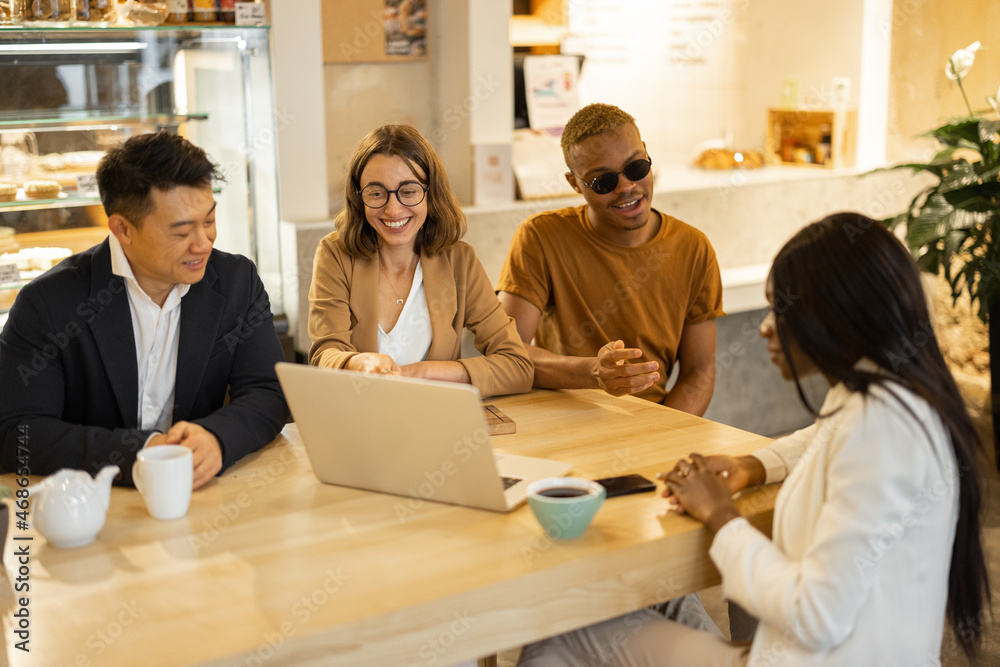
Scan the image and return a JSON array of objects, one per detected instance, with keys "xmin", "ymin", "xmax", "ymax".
[
  {"xmin": 378, "ymin": 261, "xmax": 431, "ymax": 366},
  {"xmin": 710, "ymin": 377, "xmax": 958, "ymax": 666},
  {"xmin": 109, "ymin": 235, "xmax": 189, "ymax": 434}
]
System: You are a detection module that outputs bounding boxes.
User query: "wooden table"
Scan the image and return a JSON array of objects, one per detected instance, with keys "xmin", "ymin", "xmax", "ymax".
[{"xmin": 0, "ymin": 389, "xmax": 777, "ymax": 666}]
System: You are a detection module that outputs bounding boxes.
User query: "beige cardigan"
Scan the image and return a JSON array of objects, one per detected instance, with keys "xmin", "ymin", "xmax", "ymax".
[{"xmin": 308, "ymin": 232, "xmax": 533, "ymax": 398}]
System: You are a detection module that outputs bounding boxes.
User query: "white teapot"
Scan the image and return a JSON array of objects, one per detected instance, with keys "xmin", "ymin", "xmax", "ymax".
[{"xmin": 28, "ymin": 466, "xmax": 119, "ymax": 548}]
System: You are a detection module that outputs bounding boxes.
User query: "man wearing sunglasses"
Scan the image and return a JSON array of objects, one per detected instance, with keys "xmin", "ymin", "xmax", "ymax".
[{"xmin": 497, "ymin": 103, "xmax": 724, "ymax": 417}]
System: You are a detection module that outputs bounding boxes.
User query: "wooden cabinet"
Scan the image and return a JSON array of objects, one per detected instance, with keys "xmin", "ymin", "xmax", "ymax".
[{"xmin": 766, "ymin": 107, "xmax": 857, "ymax": 169}]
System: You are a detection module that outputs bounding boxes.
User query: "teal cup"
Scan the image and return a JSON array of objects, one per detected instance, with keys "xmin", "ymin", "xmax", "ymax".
[{"xmin": 526, "ymin": 477, "xmax": 606, "ymax": 539}]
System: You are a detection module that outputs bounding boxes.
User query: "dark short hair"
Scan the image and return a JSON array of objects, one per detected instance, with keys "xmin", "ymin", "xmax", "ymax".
[
  {"xmin": 560, "ymin": 103, "xmax": 637, "ymax": 167},
  {"xmin": 770, "ymin": 212, "xmax": 989, "ymax": 655},
  {"xmin": 336, "ymin": 124, "xmax": 465, "ymax": 258},
  {"xmin": 96, "ymin": 130, "xmax": 223, "ymax": 225}
]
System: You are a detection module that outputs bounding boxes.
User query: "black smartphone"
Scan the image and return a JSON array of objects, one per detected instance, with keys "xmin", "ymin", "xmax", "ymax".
[{"xmin": 595, "ymin": 474, "xmax": 657, "ymax": 498}]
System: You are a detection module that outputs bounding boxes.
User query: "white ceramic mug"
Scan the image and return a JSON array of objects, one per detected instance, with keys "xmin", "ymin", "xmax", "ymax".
[{"xmin": 132, "ymin": 445, "xmax": 193, "ymax": 520}]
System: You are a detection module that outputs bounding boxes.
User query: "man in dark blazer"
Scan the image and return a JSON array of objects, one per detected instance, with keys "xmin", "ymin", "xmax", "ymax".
[{"xmin": 0, "ymin": 131, "xmax": 289, "ymax": 488}]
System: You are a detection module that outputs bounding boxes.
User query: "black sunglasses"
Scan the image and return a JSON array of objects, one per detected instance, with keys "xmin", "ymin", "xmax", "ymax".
[{"xmin": 570, "ymin": 156, "xmax": 652, "ymax": 195}]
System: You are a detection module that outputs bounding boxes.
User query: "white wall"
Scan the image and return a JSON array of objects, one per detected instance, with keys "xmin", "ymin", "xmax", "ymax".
[
  {"xmin": 321, "ymin": 0, "xmax": 891, "ymax": 202},
  {"xmin": 568, "ymin": 0, "xmax": 752, "ymax": 164},
  {"xmin": 856, "ymin": 0, "xmax": 892, "ymax": 168},
  {"xmin": 271, "ymin": 0, "xmax": 333, "ymax": 346},
  {"xmin": 271, "ymin": 0, "xmax": 329, "ymax": 221},
  {"xmin": 743, "ymin": 0, "xmax": 867, "ymax": 151}
]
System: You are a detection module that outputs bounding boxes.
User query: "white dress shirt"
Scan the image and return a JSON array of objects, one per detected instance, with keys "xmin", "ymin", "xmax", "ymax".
[
  {"xmin": 109, "ymin": 235, "xmax": 189, "ymax": 434},
  {"xmin": 710, "ymin": 376, "xmax": 958, "ymax": 666},
  {"xmin": 378, "ymin": 261, "xmax": 432, "ymax": 366}
]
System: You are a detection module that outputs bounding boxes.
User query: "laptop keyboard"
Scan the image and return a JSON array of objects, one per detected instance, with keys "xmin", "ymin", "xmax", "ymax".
[{"xmin": 502, "ymin": 475, "xmax": 524, "ymax": 491}]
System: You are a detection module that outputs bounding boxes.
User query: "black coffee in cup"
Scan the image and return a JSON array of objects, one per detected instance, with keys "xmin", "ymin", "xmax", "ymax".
[{"xmin": 537, "ymin": 487, "xmax": 590, "ymax": 498}]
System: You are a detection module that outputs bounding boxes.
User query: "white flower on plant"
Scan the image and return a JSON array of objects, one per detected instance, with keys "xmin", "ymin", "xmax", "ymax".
[
  {"xmin": 945, "ymin": 41, "xmax": 981, "ymax": 80},
  {"xmin": 990, "ymin": 85, "xmax": 1000, "ymax": 116}
]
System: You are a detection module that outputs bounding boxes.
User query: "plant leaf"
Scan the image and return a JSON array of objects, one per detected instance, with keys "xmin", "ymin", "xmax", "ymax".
[
  {"xmin": 927, "ymin": 120, "xmax": 982, "ymax": 146},
  {"xmin": 906, "ymin": 193, "xmax": 954, "ymax": 248},
  {"xmin": 939, "ymin": 160, "xmax": 981, "ymax": 192},
  {"xmin": 942, "ymin": 186, "xmax": 997, "ymax": 213},
  {"xmin": 870, "ymin": 162, "xmax": 947, "ymax": 179},
  {"xmin": 943, "ymin": 229, "xmax": 968, "ymax": 257},
  {"xmin": 977, "ymin": 120, "xmax": 1000, "ymax": 144}
]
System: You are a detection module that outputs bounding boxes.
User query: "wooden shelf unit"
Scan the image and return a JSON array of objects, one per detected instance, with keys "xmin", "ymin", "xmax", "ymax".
[{"xmin": 766, "ymin": 107, "xmax": 857, "ymax": 169}]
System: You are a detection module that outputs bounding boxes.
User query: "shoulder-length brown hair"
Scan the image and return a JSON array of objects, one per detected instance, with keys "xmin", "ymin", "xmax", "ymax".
[{"xmin": 336, "ymin": 124, "xmax": 466, "ymax": 258}]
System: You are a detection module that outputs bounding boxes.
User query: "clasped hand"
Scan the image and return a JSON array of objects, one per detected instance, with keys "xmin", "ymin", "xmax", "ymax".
[
  {"xmin": 592, "ymin": 340, "xmax": 660, "ymax": 396},
  {"xmin": 658, "ymin": 453, "xmax": 751, "ymax": 532}
]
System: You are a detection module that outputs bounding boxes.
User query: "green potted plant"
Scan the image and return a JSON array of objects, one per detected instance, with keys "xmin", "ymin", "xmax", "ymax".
[{"xmin": 877, "ymin": 41, "xmax": 1000, "ymax": 467}]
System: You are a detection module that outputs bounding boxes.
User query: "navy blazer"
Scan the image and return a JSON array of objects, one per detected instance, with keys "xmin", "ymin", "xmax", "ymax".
[{"xmin": 0, "ymin": 239, "xmax": 289, "ymax": 485}]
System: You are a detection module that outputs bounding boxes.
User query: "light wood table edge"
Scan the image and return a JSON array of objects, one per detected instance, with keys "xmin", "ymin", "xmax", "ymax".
[{"xmin": 193, "ymin": 490, "xmax": 777, "ymax": 666}]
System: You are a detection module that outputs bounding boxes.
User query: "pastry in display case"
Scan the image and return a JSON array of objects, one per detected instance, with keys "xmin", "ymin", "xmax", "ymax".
[{"xmin": 0, "ymin": 25, "xmax": 284, "ymax": 339}]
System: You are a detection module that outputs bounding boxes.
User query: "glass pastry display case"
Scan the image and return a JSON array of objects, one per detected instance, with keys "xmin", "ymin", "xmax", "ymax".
[{"xmin": 0, "ymin": 25, "xmax": 282, "ymax": 328}]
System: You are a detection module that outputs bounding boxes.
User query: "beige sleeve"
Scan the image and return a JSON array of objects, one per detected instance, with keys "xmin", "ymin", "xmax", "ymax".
[
  {"xmin": 307, "ymin": 237, "xmax": 359, "ymax": 369},
  {"xmin": 457, "ymin": 247, "xmax": 534, "ymax": 397}
]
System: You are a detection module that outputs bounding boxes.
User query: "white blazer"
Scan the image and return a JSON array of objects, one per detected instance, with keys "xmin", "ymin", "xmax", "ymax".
[{"xmin": 710, "ymin": 378, "xmax": 958, "ymax": 666}]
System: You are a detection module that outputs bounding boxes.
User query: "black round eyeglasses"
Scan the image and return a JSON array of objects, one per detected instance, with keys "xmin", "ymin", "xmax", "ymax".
[{"xmin": 358, "ymin": 182, "xmax": 428, "ymax": 208}]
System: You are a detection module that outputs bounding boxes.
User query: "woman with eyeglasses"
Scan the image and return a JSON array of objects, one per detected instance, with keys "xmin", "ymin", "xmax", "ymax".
[
  {"xmin": 308, "ymin": 124, "xmax": 532, "ymax": 398},
  {"xmin": 518, "ymin": 213, "xmax": 990, "ymax": 665}
]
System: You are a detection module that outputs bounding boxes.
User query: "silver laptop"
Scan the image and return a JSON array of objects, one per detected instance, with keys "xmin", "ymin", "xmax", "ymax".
[{"xmin": 275, "ymin": 363, "xmax": 572, "ymax": 512}]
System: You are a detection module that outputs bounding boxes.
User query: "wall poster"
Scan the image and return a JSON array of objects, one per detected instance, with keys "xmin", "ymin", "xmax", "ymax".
[{"xmin": 384, "ymin": 0, "xmax": 426, "ymax": 57}]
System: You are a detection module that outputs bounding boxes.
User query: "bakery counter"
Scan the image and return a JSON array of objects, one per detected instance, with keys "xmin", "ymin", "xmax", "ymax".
[
  {"xmin": 0, "ymin": 190, "xmax": 100, "ymax": 212},
  {"xmin": 9, "ymin": 225, "xmax": 109, "ymax": 255},
  {"xmin": 0, "ymin": 225, "xmax": 109, "ymax": 319}
]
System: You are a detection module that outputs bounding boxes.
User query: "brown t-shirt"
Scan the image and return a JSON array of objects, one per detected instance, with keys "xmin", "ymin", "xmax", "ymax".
[{"xmin": 496, "ymin": 205, "xmax": 724, "ymax": 403}]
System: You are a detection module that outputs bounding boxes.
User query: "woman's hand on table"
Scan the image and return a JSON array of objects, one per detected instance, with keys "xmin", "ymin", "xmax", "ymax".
[
  {"xmin": 658, "ymin": 453, "xmax": 764, "ymax": 532},
  {"xmin": 347, "ymin": 352, "xmax": 402, "ymax": 376}
]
